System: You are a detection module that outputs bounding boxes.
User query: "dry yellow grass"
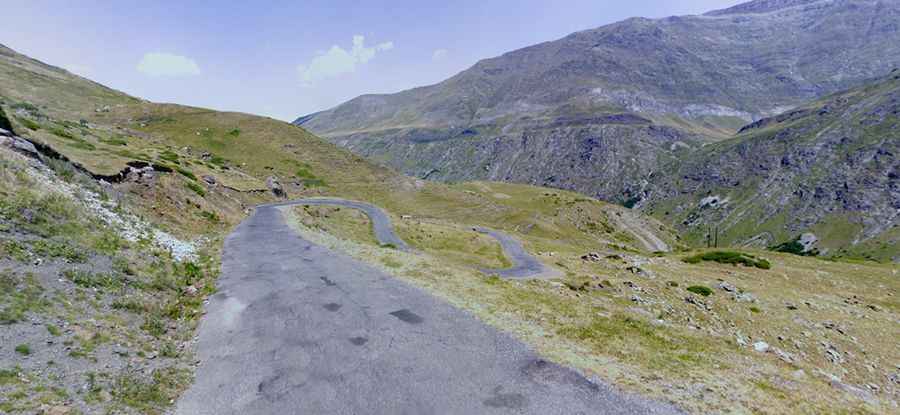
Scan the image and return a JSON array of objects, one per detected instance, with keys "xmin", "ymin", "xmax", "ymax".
[{"xmin": 284, "ymin": 205, "xmax": 899, "ymax": 414}]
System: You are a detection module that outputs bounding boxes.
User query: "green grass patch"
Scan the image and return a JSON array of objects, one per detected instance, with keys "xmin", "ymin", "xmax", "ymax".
[
  {"xmin": 686, "ymin": 285, "xmax": 713, "ymax": 296},
  {"xmin": 66, "ymin": 139, "xmax": 96, "ymax": 151},
  {"xmin": 113, "ymin": 367, "xmax": 190, "ymax": 412},
  {"xmin": 199, "ymin": 211, "xmax": 219, "ymax": 223},
  {"xmin": 381, "ymin": 257, "xmax": 403, "ymax": 268},
  {"xmin": 112, "ymin": 297, "xmax": 146, "ymax": 313},
  {"xmin": 141, "ymin": 313, "xmax": 167, "ymax": 337},
  {"xmin": 93, "ymin": 230, "xmax": 124, "ymax": 255},
  {"xmin": 14, "ymin": 344, "xmax": 30, "ymax": 355},
  {"xmin": 50, "ymin": 127, "xmax": 74, "ymax": 139},
  {"xmin": 0, "ymin": 367, "xmax": 21, "ymax": 385},
  {"xmin": 294, "ymin": 164, "xmax": 327, "ymax": 187},
  {"xmin": 16, "ymin": 117, "xmax": 40, "ymax": 131},
  {"xmin": 159, "ymin": 150, "xmax": 180, "ymax": 163},
  {"xmin": 176, "ymin": 167, "xmax": 197, "ymax": 181},
  {"xmin": 31, "ymin": 239, "xmax": 88, "ymax": 262},
  {"xmin": 208, "ymin": 155, "xmax": 227, "ymax": 166},
  {"xmin": 185, "ymin": 181, "xmax": 206, "ymax": 197},
  {"xmin": 682, "ymin": 251, "xmax": 771, "ymax": 269},
  {"xmin": 99, "ymin": 136, "xmax": 128, "ymax": 146},
  {"xmin": 46, "ymin": 324, "xmax": 61, "ymax": 336},
  {"xmin": 11, "ymin": 102, "xmax": 40, "ymax": 113},
  {"xmin": 0, "ymin": 240, "xmax": 30, "ymax": 261},
  {"xmin": 227, "ymin": 128, "xmax": 241, "ymax": 137},
  {"xmin": 0, "ymin": 272, "xmax": 48, "ymax": 324},
  {"xmin": 301, "ymin": 178, "xmax": 327, "ymax": 187},
  {"xmin": 770, "ymin": 238, "xmax": 818, "ymax": 257},
  {"xmin": 63, "ymin": 269, "xmax": 122, "ymax": 289}
]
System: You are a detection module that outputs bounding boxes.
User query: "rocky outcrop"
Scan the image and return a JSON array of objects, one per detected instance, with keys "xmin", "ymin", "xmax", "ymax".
[{"xmin": 266, "ymin": 176, "xmax": 285, "ymax": 198}]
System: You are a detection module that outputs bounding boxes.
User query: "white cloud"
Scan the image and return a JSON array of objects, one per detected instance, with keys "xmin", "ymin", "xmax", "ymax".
[
  {"xmin": 432, "ymin": 49, "xmax": 448, "ymax": 61},
  {"xmin": 297, "ymin": 35, "xmax": 394, "ymax": 87},
  {"xmin": 63, "ymin": 63, "xmax": 92, "ymax": 77},
  {"xmin": 137, "ymin": 52, "xmax": 201, "ymax": 77}
]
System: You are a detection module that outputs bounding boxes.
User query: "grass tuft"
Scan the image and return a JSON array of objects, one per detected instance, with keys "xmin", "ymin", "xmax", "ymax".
[{"xmin": 14, "ymin": 344, "xmax": 30, "ymax": 355}]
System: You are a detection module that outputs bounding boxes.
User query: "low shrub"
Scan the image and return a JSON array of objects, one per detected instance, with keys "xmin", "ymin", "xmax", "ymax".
[
  {"xmin": 686, "ymin": 285, "xmax": 713, "ymax": 297},
  {"xmin": 14, "ymin": 344, "xmax": 30, "ymax": 355},
  {"xmin": 682, "ymin": 251, "xmax": 771, "ymax": 269},
  {"xmin": 63, "ymin": 269, "xmax": 122, "ymax": 289},
  {"xmin": 770, "ymin": 238, "xmax": 819, "ymax": 256}
]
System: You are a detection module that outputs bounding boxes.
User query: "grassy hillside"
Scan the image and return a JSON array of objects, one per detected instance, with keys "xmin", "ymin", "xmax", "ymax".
[{"xmin": 1, "ymin": 43, "xmax": 897, "ymax": 415}]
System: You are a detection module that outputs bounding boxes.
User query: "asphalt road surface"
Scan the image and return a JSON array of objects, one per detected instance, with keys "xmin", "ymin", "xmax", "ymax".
[
  {"xmin": 474, "ymin": 226, "xmax": 556, "ymax": 279},
  {"xmin": 175, "ymin": 201, "xmax": 682, "ymax": 414},
  {"xmin": 263, "ymin": 198, "xmax": 410, "ymax": 251}
]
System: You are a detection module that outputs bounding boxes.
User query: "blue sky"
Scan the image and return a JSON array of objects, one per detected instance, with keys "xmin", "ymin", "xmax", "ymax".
[{"xmin": 1, "ymin": 0, "xmax": 740, "ymax": 121}]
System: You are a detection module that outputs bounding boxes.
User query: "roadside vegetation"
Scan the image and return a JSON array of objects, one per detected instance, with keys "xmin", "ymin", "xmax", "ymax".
[
  {"xmin": 0, "ymin": 147, "xmax": 219, "ymax": 414},
  {"xmin": 286, "ymin": 204, "xmax": 899, "ymax": 414}
]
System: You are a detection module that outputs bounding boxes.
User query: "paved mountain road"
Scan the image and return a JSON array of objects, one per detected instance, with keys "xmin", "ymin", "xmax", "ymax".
[
  {"xmin": 474, "ymin": 226, "xmax": 558, "ymax": 279},
  {"xmin": 264, "ymin": 198, "xmax": 410, "ymax": 251},
  {"xmin": 175, "ymin": 201, "xmax": 682, "ymax": 414}
]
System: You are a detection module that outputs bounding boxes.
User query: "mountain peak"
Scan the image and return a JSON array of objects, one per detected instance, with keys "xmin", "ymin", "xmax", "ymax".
[{"xmin": 705, "ymin": 0, "xmax": 826, "ymax": 16}]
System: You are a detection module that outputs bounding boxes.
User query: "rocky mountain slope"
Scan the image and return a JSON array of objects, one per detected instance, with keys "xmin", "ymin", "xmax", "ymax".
[
  {"xmin": 301, "ymin": 0, "xmax": 900, "ymax": 137},
  {"xmin": 295, "ymin": 0, "xmax": 900, "ymax": 260},
  {"xmin": 643, "ymin": 71, "xmax": 900, "ymax": 262}
]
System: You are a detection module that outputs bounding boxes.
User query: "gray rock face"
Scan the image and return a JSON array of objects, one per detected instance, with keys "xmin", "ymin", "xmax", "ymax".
[
  {"xmin": 0, "ymin": 134, "xmax": 39, "ymax": 158},
  {"xmin": 797, "ymin": 233, "xmax": 819, "ymax": 253},
  {"xmin": 266, "ymin": 176, "xmax": 285, "ymax": 198}
]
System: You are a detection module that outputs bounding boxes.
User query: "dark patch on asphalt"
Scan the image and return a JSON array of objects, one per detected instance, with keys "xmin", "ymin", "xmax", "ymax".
[
  {"xmin": 323, "ymin": 303, "xmax": 342, "ymax": 312},
  {"xmin": 521, "ymin": 359, "xmax": 600, "ymax": 392},
  {"xmin": 389, "ymin": 309, "xmax": 424, "ymax": 324},
  {"xmin": 320, "ymin": 276, "xmax": 337, "ymax": 286},
  {"xmin": 349, "ymin": 336, "xmax": 368, "ymax": 346},
  {"xmin": 483, "ymin": 386, "xmax": 528, "ymax": 409},
  {"xmin": 257, "ymin": 374, "xmax": 285, "ymax": 402}
]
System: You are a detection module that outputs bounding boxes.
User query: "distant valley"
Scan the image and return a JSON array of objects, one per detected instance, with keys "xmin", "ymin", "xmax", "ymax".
[{"xmin": 296, "ymin": 0, "xmax": 900, "ymax": 261}]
